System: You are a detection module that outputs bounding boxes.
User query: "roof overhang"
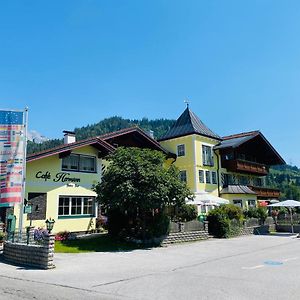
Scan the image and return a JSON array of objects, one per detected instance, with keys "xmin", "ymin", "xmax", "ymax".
[
  {"xmin": 27, "ymin": 138, "xmax": 115, "ymax": 162},
  {"xmin": 100, "ymin": 127, "xmax": 170, "ymax": 155},
  {"xmin": 214, "ymin": 131, "xmax": 285, "ymax": 166}
]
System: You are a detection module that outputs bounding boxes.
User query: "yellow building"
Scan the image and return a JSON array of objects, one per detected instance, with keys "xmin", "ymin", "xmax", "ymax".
[
  {"xmin": 5, "ymin": 128, "xmax": 168, "ymax": 233},
  {"xmin": 159, "ymin": 106, "xmax": 285, "ymax": 212}
]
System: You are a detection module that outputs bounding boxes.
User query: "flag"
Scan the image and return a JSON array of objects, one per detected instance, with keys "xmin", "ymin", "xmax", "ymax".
[{"xmin": 0, "ymin": 110, "xmax": 25, "ymax": 207}]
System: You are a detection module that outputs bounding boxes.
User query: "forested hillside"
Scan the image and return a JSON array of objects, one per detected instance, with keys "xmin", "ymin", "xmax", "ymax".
[
  {"xmin": 27, "ymin": 116, "xmax": 300, "ymax": 200},
  {"xmin": 268, "ymin": 165, "xmax": 300, "ymax": 200},
  {"xmin": 27, "ymin": 116, "xmax": 175, "ymax": 154}
]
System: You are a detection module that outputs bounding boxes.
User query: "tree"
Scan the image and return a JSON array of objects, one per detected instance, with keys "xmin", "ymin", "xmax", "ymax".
[{"xmin": 94, "ymin": 147, "xmax": 192, "ymax": 240}]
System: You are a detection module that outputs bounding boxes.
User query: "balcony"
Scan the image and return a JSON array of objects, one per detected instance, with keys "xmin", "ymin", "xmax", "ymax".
[
  {"xmin": 248, "ymin": 185, "xmax": 280, "ymax": 199},
  {"xmin": 222, "ymin": 159, "xmax": 268, "ymax": 176}
]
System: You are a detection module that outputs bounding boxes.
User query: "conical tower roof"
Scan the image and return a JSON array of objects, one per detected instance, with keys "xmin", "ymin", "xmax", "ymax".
[{"xmin": 159, "ymin": 107, "xmax": 221, "ymax": 141}]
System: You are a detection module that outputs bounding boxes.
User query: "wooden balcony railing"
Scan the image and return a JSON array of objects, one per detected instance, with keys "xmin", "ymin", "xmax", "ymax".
[
  {"xmin": 222, "ymin": 159, "xmax": 268, "ymax": 176},
  {"xmin": 248, "ymin": 185, "xmax": 280, "ymax": 199}
]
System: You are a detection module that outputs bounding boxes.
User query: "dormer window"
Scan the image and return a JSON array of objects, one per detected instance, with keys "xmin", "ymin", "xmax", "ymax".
[
  {"xmin": 62, "ymin": 154, "xmax": 96, "ymax": 173},
  {"xmin": 177, "ymin": 144, "xmax": 185, "ymax": 157}
]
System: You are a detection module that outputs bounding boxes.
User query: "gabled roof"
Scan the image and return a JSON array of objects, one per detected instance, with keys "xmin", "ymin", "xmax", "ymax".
[
  {"xmin": 27, "ymin": 126, "xmax": 171, "ymax": 162},
  {"xmin": 98, "ymin": 126, "xmax": 169, "ymax": 154},
  {"xmin": 214, "ymin": 130, "xmax": 285, "ymax": 165},
  {"xmin": 158, "ymin": 107, "xmax": 221, "ymax": 141},
  {"xmin": 27, "ymin": 137, "xmax": 115, "ymax": 162},
  {"xmin": 214, "ymin": 131, "xmax": 260, "ymax": 150}
]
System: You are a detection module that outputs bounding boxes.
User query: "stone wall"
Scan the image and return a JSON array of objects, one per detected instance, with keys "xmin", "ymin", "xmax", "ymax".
[
  {"xmin": 162, "ymin": 221, "xmax": 209, "ymax": 245},
  {"xmin": 276, "ymin": 224, "xmax": 300, "ymax": 233},
  {"xmin": 239, "ymin": 224, "xmax": 274, "ymax": 236},
  {"xmin": 3, "ymin": 234, "xmax": 55, "ymax": 269}
]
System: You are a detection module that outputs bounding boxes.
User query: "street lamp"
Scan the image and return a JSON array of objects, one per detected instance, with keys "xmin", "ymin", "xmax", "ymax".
[{"xmin": 45, "ymin": 218, "xmax": 55, "ymax": 234}]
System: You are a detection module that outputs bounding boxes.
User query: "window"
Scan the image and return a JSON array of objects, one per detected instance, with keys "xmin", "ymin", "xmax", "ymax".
[
  {"xmin": 58, "ymin": 196, "xmax": 95, "ymax": 217},
  {"xmin": 199, "ymin": 170, "xmax": 204, "ymax": 183},
  {"xmin": 212, "ymin": 171, "xmax": 217, "ymax": 184},
  {"xmin": 233, "ymin": 199, "xmax": 243, "ymax": 208},
  {"xmin": 62, "ymin": 154, "xmax": 96, "ymax": 173},
  {"xmin": 177, "ymin": 144, "xmax": 185, "ymax": 157},
  {"xmin": 202, "ymin": 145, "xmax": 214, "ymax": 166},
  {"xmin": 179, "ymin": 170, "xmax": 187, "ymax": 182},
  {"xmin": 58, "ymin": 197, "xmax": 71, "ymax": 216},
  {"xmin": 205, "ymin": 171, "xmax": 211, "ymax": 184},
  {"xmin": 239, "ymin": 176, "xmax": 249, "ymax": 185},
  {"xmin": 248, "ymin": 200, "xmax": 256, "ymax": 208}
]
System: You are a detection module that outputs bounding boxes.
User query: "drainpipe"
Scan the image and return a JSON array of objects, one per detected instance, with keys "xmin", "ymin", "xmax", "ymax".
[{"xmin": 214, "ymin": 149, "xmax": 221, "ymax": 197}]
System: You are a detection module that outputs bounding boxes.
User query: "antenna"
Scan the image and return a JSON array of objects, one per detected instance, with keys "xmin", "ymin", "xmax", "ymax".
[{"xmin": 184, "ymin": 98, "xmax": 190, "ymax": 108}]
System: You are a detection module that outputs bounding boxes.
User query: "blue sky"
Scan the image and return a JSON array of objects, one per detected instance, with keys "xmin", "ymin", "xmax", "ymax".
[{"xmin": 1, "ymin": 1, "xmax": 300, "ymax": 166}]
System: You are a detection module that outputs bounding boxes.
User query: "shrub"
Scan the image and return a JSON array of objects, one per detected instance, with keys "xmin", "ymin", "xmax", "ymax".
[
  {"xmin": 244, "ymin": 207, "xmax": 268, "ymax": 224},
  {"xmin": 244, "ymin": 207, "xmax": 259, "ymax": 219},
  {"xmin": 106, "ymin": 208, "xmax": 170, "ymax": 241},
  {"xmin": 207, "ymin": 204, "xmax": 244, "ymax": 238},
  {"xmin": 55, "ymin": 231, "xmax": 76, "ymax": 241},
  {"xmin": 171, "ymin": 204, "xmax": 198, "ymax": 222},
  {"xmin": 256, "ymin": 207, "xmax": 268, "ymax": 224},
  {"xmin": 34, "ymin": 228, "xmax": 49, "ymax": 241}
]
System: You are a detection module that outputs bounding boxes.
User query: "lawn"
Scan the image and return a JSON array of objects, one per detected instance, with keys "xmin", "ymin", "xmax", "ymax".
[{"xmin": 54, "ymin": 234, "xmax": 144, "ymax": 253}]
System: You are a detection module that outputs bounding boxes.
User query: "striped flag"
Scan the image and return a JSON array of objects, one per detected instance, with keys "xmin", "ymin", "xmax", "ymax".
[{"xmin": 0, "ymin": 110, "xmax": 25, "ymax": 207}]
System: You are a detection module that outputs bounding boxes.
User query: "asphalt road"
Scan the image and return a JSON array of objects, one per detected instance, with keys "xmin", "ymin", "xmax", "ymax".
[{"xmin": 0, "ymin": 234, "xmax": 299, "ymax": 300}]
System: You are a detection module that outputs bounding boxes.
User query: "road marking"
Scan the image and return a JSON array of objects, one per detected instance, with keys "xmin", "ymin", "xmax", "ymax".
[
  {"xmin": 282, "ymin": 257, "xmax": 298, "ymax": 262},
  {"xmin": 242, "ymin": 265, "xmax": 264, "ymax": 270}
]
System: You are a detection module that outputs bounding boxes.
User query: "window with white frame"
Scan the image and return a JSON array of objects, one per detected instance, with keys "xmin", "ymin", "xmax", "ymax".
[
  {"xmin": 247, "ymin": 200, "xmax": 256, "ymax": 208},
  {"xmin": 205, "ymin": 171, "xmax": 211, "ymax": 184},
  {"xmin": 233, "ymin": 199, "xmax": 243, "ymax": 208},
  {"xmin": 179, "ymin": 170, "xmax": 187, "ymax": 182},
  {"xmin": 62, "ymin": 154, "xmax": 96, "ymax": 173},
  {"xmin": 212, "ymin": 171, "xmax": 217, "ymax": 184},
  {"xmin": 199, "ymin": 170, "xmax": 205, "ymax": 183},
  {"xmin": 202, "ymin": 145, "xmax": 214, "ymax": 166},
  {"xmin": 58, "ymin": 196, "xmax": 95, "ymax": 216},
  {"xmin": 177, "ymin": 144, "xmax": 185, "ymax": 157}
]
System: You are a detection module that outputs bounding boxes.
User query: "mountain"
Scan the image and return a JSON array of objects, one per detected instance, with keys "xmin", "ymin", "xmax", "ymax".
[
  {"xmin": 27, "ymin": 116, "xmax": 175, "ymax": 155},
  {"xmin": 268, "ymin": 165, "xmax": 300, "ymax": 200},
  {"xmin": 27, "ymin": 130, "xmax": 49, "ymax": 144},
  {"xmin": 26, "ymin": 116, "xmax": 300, "ymax": 200}
]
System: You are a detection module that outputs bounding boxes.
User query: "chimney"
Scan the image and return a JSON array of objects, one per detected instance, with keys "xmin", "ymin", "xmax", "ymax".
[{"xmin": 63, "ymin": 130, "xmax": 76, "ymax": 144}]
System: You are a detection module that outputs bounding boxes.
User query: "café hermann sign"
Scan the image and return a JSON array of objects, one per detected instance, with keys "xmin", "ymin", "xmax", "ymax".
[{"xmin": 35, "ymin": 171, "xmax": 81, "ymax": 183}]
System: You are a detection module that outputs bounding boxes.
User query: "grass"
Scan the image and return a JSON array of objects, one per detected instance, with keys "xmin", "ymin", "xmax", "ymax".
[{"xmin": 54, "ymin": 234, "xmax": 145, "ymax": 253}]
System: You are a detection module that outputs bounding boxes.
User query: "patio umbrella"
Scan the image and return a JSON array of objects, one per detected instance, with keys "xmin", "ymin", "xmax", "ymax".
[
  {"xmin": 186, "ymin": 192, "xmax": 229, "ymax": 206},
  {"xmin": 268, "ymin": 200, "xmax": 300, "ymax": 234}
]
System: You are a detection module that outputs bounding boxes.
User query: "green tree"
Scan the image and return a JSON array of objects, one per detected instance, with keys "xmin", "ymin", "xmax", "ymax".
[{"xmin": 94, "ymin": 147, "xmax": 192, "ymax": 241}]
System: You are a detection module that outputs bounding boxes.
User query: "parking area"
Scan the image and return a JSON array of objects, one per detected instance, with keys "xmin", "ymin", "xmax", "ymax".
[{"xmin": 0, "ymin": 234, "xmax": 299, "ymax": 299}]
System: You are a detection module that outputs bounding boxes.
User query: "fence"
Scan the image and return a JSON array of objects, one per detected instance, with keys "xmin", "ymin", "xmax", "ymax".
[{"xmin": 277, "ymin": 213, "xmax": 300, "ymax": 225}]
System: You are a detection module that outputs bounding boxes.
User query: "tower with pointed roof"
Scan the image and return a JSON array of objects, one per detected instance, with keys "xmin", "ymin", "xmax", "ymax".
[{"xmin": 159, "ymin": 106, "xmax": 222, "ymax": 199}]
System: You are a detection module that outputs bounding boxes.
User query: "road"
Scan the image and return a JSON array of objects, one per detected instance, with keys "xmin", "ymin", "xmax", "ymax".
[{"xmin": 0, "ymin": 234, "xmax": 299, "ymax": 300}]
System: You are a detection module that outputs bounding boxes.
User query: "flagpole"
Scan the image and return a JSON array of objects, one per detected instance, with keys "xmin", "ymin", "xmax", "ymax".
[{"xmin": 18, "ymin": 107, "xmax": 28, "ymax": 240}]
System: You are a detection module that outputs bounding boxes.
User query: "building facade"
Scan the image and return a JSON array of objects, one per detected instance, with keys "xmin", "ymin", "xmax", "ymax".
[
  {"xmin": 1, "ymin": 128, "xmax": 169, "ymax": 233},
  {"xmin": 159, "ymin": 107, "xmax": 285, "ymax": 211}
]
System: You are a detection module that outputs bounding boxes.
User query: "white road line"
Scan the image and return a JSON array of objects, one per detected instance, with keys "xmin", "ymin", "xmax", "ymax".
[
  {"xmin": 282, "ymin": 257, "xmax": 298, "ymax": 262},
  {"xmin": 242, "ymin": 265, "xmax": 265, "ymax": 270}
]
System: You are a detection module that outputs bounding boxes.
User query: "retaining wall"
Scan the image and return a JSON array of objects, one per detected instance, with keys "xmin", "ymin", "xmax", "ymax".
[
  {"xmin": 276, "ymin": 224, "xmax": 300, "ymax": 233},
  {"xmin": 3, "ymin": 235, "xmax": 55, "ymax": 269}
]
